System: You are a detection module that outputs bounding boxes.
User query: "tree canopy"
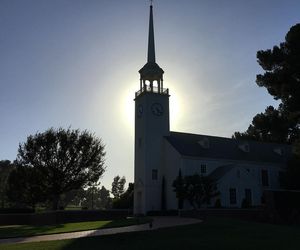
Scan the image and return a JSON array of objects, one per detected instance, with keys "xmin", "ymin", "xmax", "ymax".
[
  {"xmin": 111, "ymin": 175, "xmax": 126, "ymax": 199},
  {"xmin": 7, "ymin": 128, "xmax": 106, "ymax": 210},
  {"xmin": 173, "ymin": 173, "xmax": 219, "ymax": 209},
  {"xmin": 233, "ymin": 105, "xmax": 295, "ymax": 143},
  {"xmin": 112, "ymin": 183, "xmax": 134, "ymax": 209},
  {"xmin": 234, "ymin": 23, "xmax": 300, "ymax": 144},
  {"xmin": 0, "ymin": 160, "xmax": 14, "ymax": 208},
  {"xmin": 256, "ymin": 23, "xmax": 300, "ymax": 113}
]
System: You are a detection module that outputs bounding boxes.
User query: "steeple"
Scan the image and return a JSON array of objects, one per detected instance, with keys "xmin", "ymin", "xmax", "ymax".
[
  {"xmin": 136, "ymin": 3, "xmax": 167, "ymax": 98},
  {"xmin": 147, "ymin": 4, "xmax": 156, "ymax": 63}
]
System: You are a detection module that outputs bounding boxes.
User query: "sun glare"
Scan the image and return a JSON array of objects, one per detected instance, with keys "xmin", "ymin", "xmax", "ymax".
[
  {"xmin": 120, "ymin": 81, "xmax": 136, "ymax": 131},
  {"xmin": 169, "ymin": 84, "xmax": 183, "ymax": 131},
  {"xmin": 119, "ymin": 79, "xmax": 184, "ymax": 133}
]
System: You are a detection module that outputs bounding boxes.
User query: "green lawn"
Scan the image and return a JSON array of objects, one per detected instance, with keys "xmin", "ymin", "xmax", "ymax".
[
  {"xmin": 0, "ymin": 217, "xmax": 151, "ymax": 239},
  {"xmin": 1, "ymin": 217, "xmax": 300, "ymax": 250}
]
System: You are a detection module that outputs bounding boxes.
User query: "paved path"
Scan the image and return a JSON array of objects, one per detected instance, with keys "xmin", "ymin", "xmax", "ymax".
[{"xmin": 0, "ymin": 217, "xmax": 201, "ymax": 245}]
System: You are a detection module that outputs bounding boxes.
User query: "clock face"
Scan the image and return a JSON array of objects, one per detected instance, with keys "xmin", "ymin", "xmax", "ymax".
[
  {"xmin": 137, "ymin": 104, "xmax": 143, "ymax": 118},
  {"xmin": 151, "ymin": 103, "xmax": 164, "ymax": 116}
]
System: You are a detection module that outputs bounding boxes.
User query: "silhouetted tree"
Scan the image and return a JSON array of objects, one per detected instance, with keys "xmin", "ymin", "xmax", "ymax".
[
  {"xmin": 112, "ymin": 183, "xmax": 134, "ymax": 209},
  {"xmin": 14, "ymin": 127, "xmax": 106, "ymax": 210},
  {"xmin": 0, "ymin": 160, "xmax": 14, "ymax": 208},
  {"xmin": 98, "ymin": 186, "xmax": 112, "ymax": 209},
  {"xmin": 233, "ymin": 106, "xmax": 294, "ymax": 143},
  {"xmin": 172, "ymin": 169, "xmax": 184, "ymax": 209},
  {"xmin": 280, "ymin": 141, "xmax": 300, "ymax": 190},
  {"xmin": 65, "ymin": 186, "xmax": 112, "ymax": 210},
  {"xmin": 234, "ymin": 23, "xmax": 300, "ymax": 143},
  {"xmin": 256, "ymin": 23, "xmax": 300, "ymax": 114},
  {"xmin": 173, "ymin": 173, "xmax": 218, "ymax": 209},
  {"xmin": 59, "ymin": 189, "xmax": 82, "ymax": 209},
  {"xmin": 201, "ymin": 175, "xmax": 219, "ymax": 206},
  {"xmin": 81, "ymin": 186, "xmax": 98, "ymax": 210},
  {"xmin": 6, "ymin": 165, "xmax": 46, "ymax": 209},
  {"xmin": 111, "ymin": 175, "xmax": 126, "ymax": 199}
]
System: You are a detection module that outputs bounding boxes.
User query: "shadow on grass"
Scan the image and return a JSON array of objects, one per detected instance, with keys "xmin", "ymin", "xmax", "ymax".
[
  {"xmin": 2, "ymin": 218, "xmax": 300, "ymax": 250},
  {"xmin": 53, "ymin": 217, "xmax": 300, "ymax": 250}
]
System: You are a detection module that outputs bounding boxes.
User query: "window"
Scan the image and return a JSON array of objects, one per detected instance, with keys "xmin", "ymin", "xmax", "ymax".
[
  {"xmin": 245, "ymin": 189, "xmax": 252, "ymax": 206},
  {"xmin": 152, "ymin": 169, "xmax": 158, "ymax": 180},
  {"xmin": 261, "ymin": 170, "xmax": 269, "ymax": 186},
  {"xmin": 229, "ymin": 188, "xmax": 237, "ymax": 205},
  {"xmin": 200, "ymin": 164, "xmax": 206, "ymax": 174}
]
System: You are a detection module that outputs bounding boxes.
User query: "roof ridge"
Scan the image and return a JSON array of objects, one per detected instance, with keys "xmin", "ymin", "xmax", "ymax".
[{"xmin": 169, "ymin": 131, "xmax": 290, "ymax": 147}]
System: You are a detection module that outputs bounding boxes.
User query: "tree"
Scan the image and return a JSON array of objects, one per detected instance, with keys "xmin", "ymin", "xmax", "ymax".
[
  {"xmin": 112, "ymin": 183, "xmax": 134, "ymax": 209},
  {"xmin": 172, "ymin": 169, "xmax": 185, "ymax": 209},
  {"xmin": 280, "ymin": 141, "xmax": 300, "ymax": 190},
  {"xmin": 173, "ymin": 173, "xmax": 218, "ymax": 209},
  {"xmin": 234, "ymin": 23, "xmax": 300, "ymax": 143},
  {"xmin": 81, "ymin": 185, "xmax": 112, "ymax": 210},
  {"xmin": 111, "ymin": 175, "xmax": 126, "ymax": 199},
  {"xmin": 14, "ymin": 127, "xmax": 106, "ymax": 210},
  {"xmin": 0, "ymin": 160, "xmax": 14, "ymax": 208},
  {"xmin": 256, "ymin": 23, "xmax": 300, "ymax": 114},
  {"xmin": 233, "ymin": 106, "xmax": 295, "ymax": 143},
  {"xmin": 64, "ymin": 188, "xmax": 86, "ymax": 208},
  {"xmin": 81, "ymin": 186, "xmax": 99, "ymax": 210},
  {"xmin": 201, "ymin": 175, "xmax": 219, "ymax": 206},
  {"xmin": 183, "ymin": 175, "xmax": 203, "ymax": 209},
  {"xmin": 64, "ymin": 186, "xmax": 112, "ymax": 210},
  {"xmin": 98, "ymin": 186, "xmax": 112, "ymax": 209},
  {"xmin": 6, "ymin": 165, "xmax": 46, "ymax": 209}
]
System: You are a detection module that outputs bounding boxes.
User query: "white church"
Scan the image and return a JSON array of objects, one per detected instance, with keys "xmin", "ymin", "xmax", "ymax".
[{"xmin": 133, "ymin": 4, "xmax": 291, "ymax": 215}]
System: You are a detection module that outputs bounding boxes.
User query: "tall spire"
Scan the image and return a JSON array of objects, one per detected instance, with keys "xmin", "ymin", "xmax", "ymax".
[
  {"xmin": 137, "ymin": 2, "xmax": 167, "ymax": 97},
  {"xmin": 147, "ymin": 4, "xmax": 156, "ymax": 63}
]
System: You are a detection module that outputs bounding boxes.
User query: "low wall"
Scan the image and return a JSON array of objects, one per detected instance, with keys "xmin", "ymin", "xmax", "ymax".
[
  {"xmin": 263, "ymin": 190, "xmax": 300, "ymax": 224},
  {"xmin": 0, "ymin": 209, "xmax": 133, "ymax": 226},
  {"xmin": 180, "ymin": 208, "xmax": 263, "ymax": 221}
]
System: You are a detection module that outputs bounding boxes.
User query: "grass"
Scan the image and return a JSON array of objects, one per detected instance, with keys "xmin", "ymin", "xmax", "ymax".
[
  {"xmin": 0, "ymin": 217, "xmax": 151, "ymax": 239},
  {"xmin": 1, "ymin": 217, "xmax": 300, "ymax": 250}
]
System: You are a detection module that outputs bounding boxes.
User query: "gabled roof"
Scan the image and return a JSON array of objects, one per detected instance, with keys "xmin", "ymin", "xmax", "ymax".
[
  {"xmin": 209, "ymin": 164, "xmax": 235, "ymax": 180},
  {"xmin": 165, "ymin": 131, "xmax": 292, "ymax": 163}
]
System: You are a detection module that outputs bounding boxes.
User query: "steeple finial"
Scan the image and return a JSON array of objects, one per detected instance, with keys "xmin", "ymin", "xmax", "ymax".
[{"xmin": 147, "ymin": 3, "xmax": 155, "ymax": 63}]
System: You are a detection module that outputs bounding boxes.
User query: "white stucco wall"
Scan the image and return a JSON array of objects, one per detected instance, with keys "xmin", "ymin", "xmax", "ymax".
[
  {"xmin": 162, "ymin": 147, "xmax": 285, "ymax": 209},
  {"xmin": 163, "ymin": 139, "xmax": 182, "ymax": 210}
]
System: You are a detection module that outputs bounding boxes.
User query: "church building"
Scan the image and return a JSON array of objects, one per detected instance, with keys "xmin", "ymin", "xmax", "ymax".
[{"xmin": 133, "ymin": 4, "xmax": 291, "ymax": 215}]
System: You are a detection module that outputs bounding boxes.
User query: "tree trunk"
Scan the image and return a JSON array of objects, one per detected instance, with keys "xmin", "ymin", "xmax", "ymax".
[{"xmin": 52, "ymin": 194, "xmax": 60, "ymax": 210}]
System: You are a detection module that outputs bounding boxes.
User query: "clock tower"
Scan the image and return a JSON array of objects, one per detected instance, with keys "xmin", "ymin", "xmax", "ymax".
[{"xmin": 134, "ymin": 3, "xmax": 170, "ymax": 214}]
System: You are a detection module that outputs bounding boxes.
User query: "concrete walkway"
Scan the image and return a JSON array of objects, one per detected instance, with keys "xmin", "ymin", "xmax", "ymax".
[{"xmin": 0, "ymin": 217, "xmax": 201, "ymax": 245}]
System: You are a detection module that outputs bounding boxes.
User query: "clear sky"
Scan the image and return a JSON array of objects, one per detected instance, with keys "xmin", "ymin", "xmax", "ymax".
[{"xmin": 1, "ymin": 0, "xmax": 299, "ymax": 189}]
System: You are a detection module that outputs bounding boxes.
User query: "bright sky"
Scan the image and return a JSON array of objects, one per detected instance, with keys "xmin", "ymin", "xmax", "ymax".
[{"xmin": 1, "ymin": 0, "xmax": 299, "ymax": 189}]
